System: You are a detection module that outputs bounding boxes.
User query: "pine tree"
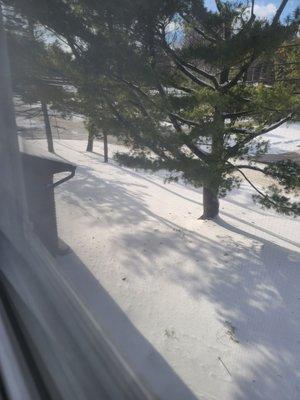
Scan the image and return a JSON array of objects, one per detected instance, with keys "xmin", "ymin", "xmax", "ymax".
[
  {"xmin": 113, "ymin": 0, "xmax": 300, "ymax": 218},
  {"xmin": 63, "ymin": 62, "xmax": 116, "ymax": 160},
  {"xmin": 4, "ymin": 0, "xmax": 300, "ymax": 218},
  {"xmin": 4, "ymin": 8, "xmax": 71, "ymax": 152}
]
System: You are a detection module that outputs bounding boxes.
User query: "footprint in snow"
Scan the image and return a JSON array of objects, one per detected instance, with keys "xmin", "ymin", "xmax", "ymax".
[{"xmin": 164, "ymin": 328, "xmax": 178, "ymax": 340}]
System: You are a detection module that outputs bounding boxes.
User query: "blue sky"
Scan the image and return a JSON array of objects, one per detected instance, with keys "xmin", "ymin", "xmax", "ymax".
[
  {"xmin": 204, "ymin": 0, "xmax": 298, "ymax": 20},
  {"xmin": 166, "ymin": 0, "xmax": 298, "ymax": 38}
]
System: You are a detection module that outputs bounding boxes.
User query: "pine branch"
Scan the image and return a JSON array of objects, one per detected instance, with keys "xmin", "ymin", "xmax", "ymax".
[
  {"xmin": 175, "ymin": 60, "xmax": 215, "ymax": 89},
  {"xmin": 105, "ymin": 96, "xmax": 168, "ymax": 159},
  {"xmin": 185, "ymin": 142, "xmax": 211, "ymax": 162},
  {"xmin": 233, "ymin": 164, "xmax": 266, "ymax": 173},
  {"xmin": 229, "ymin": 127, "xmax": 254, "ymax": 134},
  {"xmin": 235, "ymin": 0, "xmax": 256, "ymax": 37},
  {"xmin": 181, "ymin": 61, "xmax": 219, "ymax": 89},
  {"xmin": 165, "ymin": 40, "xmax": 219, "ymax": 87},
  {"xmin": 227, "ymin": 114, "xmax": 293, "ymax": 156},
  {"xmin": 236, "ymin": 167, "xmax": 270, "ymax": 197},
  {"xmin": 272, "ymin": 0, "xmax": 289, "ymax": 25},
  {"xmin": 170, "ymin": 113, "xmax": 201, "ymax": 127},
  {"xmin": 160, "ymin": 38, "xmax": 216, "ymax": 90},
  {"xmin": 250, "ymin": 0, "xmax": 255, "ymax": 19},
  {"xmin": 235, "ymin": 166, "xmax": 298, "ymax": 214},
  {"xmin": 116, "ymin": 77, "xmax": 154, "ymax": 102},
  {"xmin": 127, "ymin": 98, "xmax": 149, "ymax": 118},
  {"xmin": 222, "ymin": 110, "xmax": 256, "ymax": 118},
  {"xmin": 179, "ymin": 13, "xmax": 217, "ymax": 44},
  {"xmin": 222, "ymin": 54, "xmax": 255, "ymax": 90},
  {"xmin": 157, "ymin": 84, "xmax": 211, "ymax": 163},
  {"xmin": 227, "ymin": 162, "xmax": 276, "ymax": 200},
  {"xmin": 149, "ymin": 41, "xmax": 212, "ymax": 164},
  {"xmin": 215, "ymin": 0, "xmax": 224, "ymax": 14},
  {"xmin": 233, "ymin": 162, "xmax": 300, "ymax": 189},
  {"xmin": 247, "ymin": 115, "xmax": 291, "ymax": 135},
  {"xmin": 157, "ymin": 87, "xmax": 211, "ymax": 162},
  {"xmin": 170, "ymin": 83, "xmax": 195, "ymax": 94}
]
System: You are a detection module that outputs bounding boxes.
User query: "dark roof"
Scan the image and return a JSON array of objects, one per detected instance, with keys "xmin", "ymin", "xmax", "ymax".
[{"xmin": 20, "ymin": 142, "xmax": 76, "ymax": 173}]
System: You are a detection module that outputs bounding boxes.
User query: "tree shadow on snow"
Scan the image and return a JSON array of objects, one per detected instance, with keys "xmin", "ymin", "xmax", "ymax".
[
  {"xmin": 210, "ymin": 218, "xmax": 300, "ymax": 399},
  {"xmin": 56, "ymin": 149, "xmax": 300, "ymax": 400},
  {"xmin": 66, "ymin": 142, "xmax": 298, "ymax": 247},
  {"xmin": 117, "ymin": 216, "xmax": 300, "ymax": 399}
]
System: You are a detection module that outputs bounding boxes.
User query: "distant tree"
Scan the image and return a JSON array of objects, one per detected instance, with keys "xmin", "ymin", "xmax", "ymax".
[
  {"xmin": 30, "ymin": 18, "xmax": 114, "ymax": 160},
  {"xmin": 5, "ymin": 9, "xmax": 71, "ymax": 152},
  {"xmin": 274, "ymin": 37, "xmax": 300, "ymax": 86},
  {"xmin": 85, "ymin": 117, "xmax": 95, "ymax": 152},
  {"xmin": 62, "ymin": 60, "xmax": 114, "ymax": 160}
]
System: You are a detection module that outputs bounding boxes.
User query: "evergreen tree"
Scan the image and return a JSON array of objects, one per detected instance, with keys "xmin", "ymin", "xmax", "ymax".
[
  {"xmin": 113, "ymin": 0, "xmax": 300, "ymax": 218},
  {"xmin": 4, "ymin": 0, "xmax": 300, "ymax": 218},
  {"xmin": 54, "ymin": 49, "xmax": 116, "ymax": 160},
  {"xmin": 4, "ymin": 8, "xmax": 72, "ymax": 152}
]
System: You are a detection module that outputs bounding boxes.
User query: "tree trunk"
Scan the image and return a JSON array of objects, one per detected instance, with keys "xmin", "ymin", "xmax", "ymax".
[
  {"xmin": 41, "ymin": 101, "xmax": 54, "ymax": 153},
  {"xmin": 200, "ymin": 187, "xmax": 219, "ymax": 220},
  {"xmin": 103, "ymin": 132, "xmax": 108, "ymax": 163},
  {"xmin": 86, "ymin": 129, "xmax": 94, "ymax": 152}
]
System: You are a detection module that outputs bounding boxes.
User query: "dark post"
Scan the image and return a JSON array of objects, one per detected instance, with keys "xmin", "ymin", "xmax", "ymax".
[
  {"xmin": 41, "ymin": 101, "xmax": 54, "ymax": 153},
  {"xmin": 103, "ymin": 132, "xmax": 108, "ymax": 163}
]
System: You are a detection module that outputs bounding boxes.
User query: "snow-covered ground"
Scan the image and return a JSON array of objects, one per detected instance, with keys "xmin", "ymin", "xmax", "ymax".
[
  {"xmin": 264, "ymin": 122, "xmax": 300, "ymax": 154},
  {"xmin": 17, "ymin": 104, "xmax": 300, "ymax": 398},
  {"xmin": 24, "ymin": 137, "xmax": 299, "ymax": 400},
  {"xmin": 15, "ymin": 103, "xmax": 300, "ymax": 155}
]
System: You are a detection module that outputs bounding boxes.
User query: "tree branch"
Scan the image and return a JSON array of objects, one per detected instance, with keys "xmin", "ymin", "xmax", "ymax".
[
  {"xmin": 170, "ymin": 113, "xmax": 201, "ymax": 127},
  {"xmin": 170, "ymin": 83, "xmax": 195, "ymax": 94},
  {"xmin": 179, "ymin": 13, "xmax": 217, "ymax": 43},
  {"xmin": 250, "ymin": 0, "xmax": 255, "ymax": 18},
  {"xmin": 236, "ymin": 166, "xmax": 297, "ymax": 213},
  {"xmin": 181, "ymin": 61, "xmax": 219, "ymax": 89},
  {"xmin": 160, "ymin": 38, "xmax": 216, "ymax": 90},
  {"xmin": 215, "ymin": 0, "xmax": 224, "ymax": 13},
  {"xmin": 222, "ymin": 110, "xmax": 255, "ymax": 119},
  {"xmin": 222, "ymin": 54, "xmax": 255, "ymax": 90},
  {"xmin": 235, "ymin": 0, "xmax": 256, "ymax": 36},
  {"xmin": 227, "ymin": 114, "xmax": 293, "ymax": 156},
  {"xmin": 115, "ymin": 76, "xmax": 156, "ymax": 107},
  {"xmin": 185, "ymin": 142, "xmax": 211, "ymax": 162},
  {"xmin": 149, "ymin": 36, "xmax": 212, "ymax": 164},
  {"xmin": 226, "ymin": 161, "xmax": 271, "ymax": 197},
  {"xmin": 232, "ymin": 164, "xmax": 265, "ymax": 173},
  {"xmin": 228, "ymin": 127, "xmax": 253, "ymax": 134},
  {"xmin": 175, "ymin": 60, "xmax": 215, "ymax": 89},
  {"xmin": 236, "ymin": 167, "xmax": 269, "ymax": 197},
  {"xmin": 159, "ymin": 87, "xmax": 211, "ymax": 163},
  {"xmin": 272, "ymin": 0, "xmax": 289, "ymax": 25}
]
